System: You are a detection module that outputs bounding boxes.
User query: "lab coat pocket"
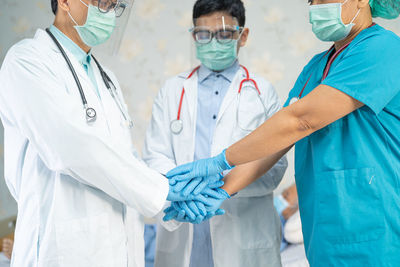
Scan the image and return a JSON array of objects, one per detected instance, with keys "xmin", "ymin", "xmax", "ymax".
[
  {"xmin": 235, "ymin": 91, "xmax": 266, "ymax": 134},
  {"xmin": 55, "ymin": 213, "xmax": 113, "ymax": 267},
  {"xmin": 316, "ymin": 168, "xmax": 384, "ymax": 244}
]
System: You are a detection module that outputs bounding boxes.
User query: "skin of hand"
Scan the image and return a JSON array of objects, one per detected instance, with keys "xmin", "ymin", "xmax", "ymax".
[
  {"xmin": 2, "ymin": 238, "xmax": 14, "ymax": 260},
  {"xmin": 281, "ymin": 184, "xmax": 299, "ymax": 220}
]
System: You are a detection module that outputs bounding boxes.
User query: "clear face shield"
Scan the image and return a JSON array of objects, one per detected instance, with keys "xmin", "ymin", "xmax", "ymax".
[
  {"xmin": 93, "ymin": 0, "xmax": 135, "ymax": 55},
  {"xmin": 189, "ymin": 15, "xmax": 243, "ymax": 69},
  {"xmin": 191, "ymin": 16, "xmax": 243, "ymax": 45}
]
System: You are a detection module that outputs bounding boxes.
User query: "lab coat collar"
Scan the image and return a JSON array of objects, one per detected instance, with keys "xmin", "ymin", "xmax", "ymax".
[
  {"xmin": 35, "ymin": 28, "xmax": 100, "ymax": 107},
  {"xmin": 49, "ymin": 25, "xmax": 92, "ymax": 66},
  {"xmin": 197, "ymin": 60, "xmax": 240, "ymax": 84}
]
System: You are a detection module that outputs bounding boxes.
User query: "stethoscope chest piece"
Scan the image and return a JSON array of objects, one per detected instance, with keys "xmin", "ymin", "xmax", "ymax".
[
  {"xmin": 86, "ymin": 107, "xmax": 97, "ymax": 124},
  {"xmin": 170, "ymin": 119, "xmax": 183, "ymax": 135}
]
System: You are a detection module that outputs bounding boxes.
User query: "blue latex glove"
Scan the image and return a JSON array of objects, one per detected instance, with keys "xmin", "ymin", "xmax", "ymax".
[
  {"xmin": 162, "ymin": 203, "xmax": 205, "ymax": 224},
  {"xmin": 167, "ymin": 150, "xmax": 233, "ymax": 185},
  {"xmin": 167, "ymin": 184, "xmax": 196, "ymax": 202},
  {"xmin": 172, "ymin": 173, "xmax": 225, "ymax": 197},
  {"xmin": 163, "ymin": 187, "xmax": 230, "ymax": 223},
  {"xmin": 196, "ymin": 187, "xmax": 230, "ymax": 214}
]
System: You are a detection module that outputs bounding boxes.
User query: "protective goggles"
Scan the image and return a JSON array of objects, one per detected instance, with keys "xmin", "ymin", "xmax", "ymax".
[
  {"xmin": 91, "ymin": 0, "xmax": 128, "ymax": 17},
  {"xmin": 190, "ymin": 25, "xmax": 243, "ymax": 44},
  {"xmin": 191, "ymin": 16, "xmax": 243, "ymax": 44}
]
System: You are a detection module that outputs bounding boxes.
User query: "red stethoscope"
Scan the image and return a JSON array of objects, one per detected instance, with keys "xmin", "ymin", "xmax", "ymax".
[
  {"xmin": 170, "ymin": 65, "xmax": 260, "ymax": 135},
  {"xmin": 289, "ymin": 24, "xmax": 375, "ymax": 105}
]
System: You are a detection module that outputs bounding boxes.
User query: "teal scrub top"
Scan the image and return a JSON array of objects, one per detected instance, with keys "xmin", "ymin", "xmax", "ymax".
[{"xmin": 283, "ymin": 24, "xmax": 400, "ymax": 266}]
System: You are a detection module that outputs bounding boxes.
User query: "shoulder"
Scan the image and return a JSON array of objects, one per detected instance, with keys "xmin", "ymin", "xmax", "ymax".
[
  {"xmin": 349, "ymin": 25, "xmax": 400, "ymax": 55},
  {"xmin": 158, "ymin": 69, "xmax": 194, "ymax": 95},
  {"xmin": 248, "ymin": 72, "xmax": 275, "ymax": 94},
  {"xmin": 248, "ymin": 71, "xmax": 281, "ymax": 105},
  {"xmin": 3, "ymin": 29, "xmax": 56, "ymax": 72}
]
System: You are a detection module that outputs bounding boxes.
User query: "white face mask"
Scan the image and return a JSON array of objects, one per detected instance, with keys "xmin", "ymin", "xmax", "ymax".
[{"xmin": 309, "ymin": 0, "xmax": 361, "ymax": 42}]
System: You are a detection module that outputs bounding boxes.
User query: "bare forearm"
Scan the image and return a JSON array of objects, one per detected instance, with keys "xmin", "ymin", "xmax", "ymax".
[
  {"xmin": 222, "ymin": 147, "xmax": 291, "ymax": 195},
  {"xmin": 226, "ymin": 107, "xmax": 307, "ymax": 166},
  {"xmin": 225, "ymin": 85, "xmax": 363, "ymax": 166}
]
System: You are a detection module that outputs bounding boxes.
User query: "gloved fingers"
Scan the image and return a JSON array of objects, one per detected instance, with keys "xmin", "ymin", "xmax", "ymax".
[
  {"xmin": 205, "ymin": 211, "xmax": 216, "ymax": 220},
  {"xmin": 193, "ymin": 194, "xmax": 213, "ymax": 207},
  {"xmin": 163, "ymin": 206, "xmax": 175, "ymax": 214},
  {"xmin": 172, "ymin": 179, "xmax": 192, "ymax": 193},
  {"xmin": 203, "ymin": 187, "xmax": 229, "ymax": 199},
  {"xmin": 169, "ymin": 173, "xmax": 195, "ymax": 184},
  {"xmin": 163, "ymin": 209, "xmax": 178, "ymax": 222},
  {"xmin": 180, "ymin": 201, "xmax": 196, "ymax": 221},
  {"xmin": 192, "ymin": 179, "xmax": 209, "ymax": 195},
  {"xmin": 176, "ymin": 208, "xmax": 186, "ymax": 221},
  {"xmin": 215, "ymin": 208, "xmax": 226, "ymax": 216},
  {"xmin": 193, "ymin": 215, "xmax": 205, "ymax": 224},
  {"xmin": 186, "ymin": 200, "xmax": 203, "ymax": 217},
  {"xmin": 207, "ymin": 180, "xmax": 224, "ymax": 189},
  {"xmin": 194, "ymin": 201, "xmax": 207, "ymax": 217},
  {"xmin": 181, "ymin": 178, "xmax": 203, "ymax": 196},
  {"xmin": 166, "ymin": 163, "xmax": 192, "ymax": 178}
]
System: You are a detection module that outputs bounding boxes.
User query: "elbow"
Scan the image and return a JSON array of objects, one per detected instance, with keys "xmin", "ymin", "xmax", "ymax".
[{"xmin": 296, "ymin": 116, "xmax": 315, "ymax": 133}]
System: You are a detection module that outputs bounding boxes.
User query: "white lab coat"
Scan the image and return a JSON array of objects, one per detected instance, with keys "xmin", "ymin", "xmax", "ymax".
[
  {"xmin": 143, "ymin": 67, "xmax": 288, "ymax": 267},
  {"xmin": 0, "ymin": 29, "xmax": 169, "ymax": 267}
]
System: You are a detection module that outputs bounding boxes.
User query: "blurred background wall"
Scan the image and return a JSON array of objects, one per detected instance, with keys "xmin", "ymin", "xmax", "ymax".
[{"xmin": 0, "ymin": 0, "xmax": 399, "ymax": 221}]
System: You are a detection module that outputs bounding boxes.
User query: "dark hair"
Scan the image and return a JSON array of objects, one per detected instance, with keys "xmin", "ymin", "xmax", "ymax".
[
  {"xmin": 51, "ymin": 0, "xmax": 58, "ymax": 15},
  {"xmin": 193, "ymin": 0, "xmax": 246, "ymax": 27}
]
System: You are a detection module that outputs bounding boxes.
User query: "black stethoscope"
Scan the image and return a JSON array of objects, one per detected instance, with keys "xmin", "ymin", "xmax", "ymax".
[{"xmin": 45, "ymin": 28, "xmax": 133, "ymax": 128}]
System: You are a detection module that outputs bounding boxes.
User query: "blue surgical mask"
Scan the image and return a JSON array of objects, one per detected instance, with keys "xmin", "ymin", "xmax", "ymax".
[
  {"xmin": 309, "ymin": 0, "xmax": 360, "ymax": 42},
  {"xmin": 68, "ymin": 0, "xmax": 116, "ymax": 47},
  {"xmin": 196, "ymin": 38, "xmax": 238, "ymax": 71},
  {"xmin": 274, "ymin": 195, "xmax": 290, "ymax": 215}
]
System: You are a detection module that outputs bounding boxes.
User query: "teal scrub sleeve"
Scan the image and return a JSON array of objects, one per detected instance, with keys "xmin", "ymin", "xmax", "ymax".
[
  {"xmin": 321, "ymin": 31, "xmax": 400, "ymax": 115},
  {"xmin": 283, "ymin": 52, "xmax": 327, "ymax": 108}
]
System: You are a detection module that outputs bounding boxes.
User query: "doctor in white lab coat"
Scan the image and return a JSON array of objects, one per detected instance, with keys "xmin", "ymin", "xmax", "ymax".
[
  {"xmin": 0, "ymin": 1, "xmax": 169, "ymax": 266},
  {"xmin": 144, "ymin": 64, "xmax": 288, "ymax": 267},
  {"xmin": 143, "ymin": 3, "xmax": 288, "ymax": 266}
]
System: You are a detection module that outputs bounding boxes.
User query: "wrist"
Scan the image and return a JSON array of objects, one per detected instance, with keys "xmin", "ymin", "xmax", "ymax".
[{"xmin": 220, "ymin": 149, "xmax": 234, "ymax": 170}]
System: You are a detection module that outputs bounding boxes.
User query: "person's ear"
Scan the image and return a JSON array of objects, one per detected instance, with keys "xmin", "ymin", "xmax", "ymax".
[
  {"xmin": 58, "ymin": 0, "xmax": 71, "ymax": 12},
  {"xmin": 358, "ymin": 0, "xmax": 370, "ymax": 9},
  {"xmin": 239, "ymin": 28, "xmax": 249, "ymax": 47}
]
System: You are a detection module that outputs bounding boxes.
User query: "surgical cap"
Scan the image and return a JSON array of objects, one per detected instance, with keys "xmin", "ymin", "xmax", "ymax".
[{"xmin": 370, "ymin": 0, "xmax": 400, "ymax": 19}]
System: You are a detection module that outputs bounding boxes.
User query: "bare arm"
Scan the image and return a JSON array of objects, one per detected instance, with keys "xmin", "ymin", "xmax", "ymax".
[
  {"xmin": 222, "ymin": 147, "xmax": 291, "ymax": 195},
  {"xmin": 225, "ymin": 84, "xmax": 363, "ymax": 166}
]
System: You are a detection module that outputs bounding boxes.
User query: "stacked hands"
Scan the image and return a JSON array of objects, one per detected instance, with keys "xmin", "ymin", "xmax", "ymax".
[{"xmin": 164, "ymin": 150, "xmax": 234, "ymax": 224}]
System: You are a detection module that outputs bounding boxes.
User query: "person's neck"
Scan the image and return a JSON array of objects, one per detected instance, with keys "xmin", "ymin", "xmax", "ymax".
[
  {"xmin": 53, "ymin": 18, "xmax": 91, "ymax": 54},
  {"xmin": 334, "ymin": 15, "xmax": 373, "ymax": 51}
]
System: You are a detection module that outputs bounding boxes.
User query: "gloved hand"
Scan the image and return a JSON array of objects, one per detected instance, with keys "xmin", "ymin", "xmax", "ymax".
[
  {"xmin": 196, "ymin": 187, "xmax": 230, "ymax": 216},
  {"xmin": 167, "ymin": 150, "xmax": 233, "ymax": 185},
  {"xmin": 167, "ymin": 184, "xmax": 195, "ymax": 202},
  {"xmin": 163, "ymin": 187, "xmax": 230, "ymax": 223},
  {"xmin": 162, "ymin": 204, "xmax": 205, "ymax": 224},
  {"xmin": 172, "ymin": 173, "xmax": 225, "ymax": 197}
]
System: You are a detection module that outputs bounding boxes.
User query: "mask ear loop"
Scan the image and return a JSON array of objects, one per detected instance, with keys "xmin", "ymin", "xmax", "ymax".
[
  {"xmin": 341, "ymin": 0, "xmax": 361, "ymax": 25},
  {"xmin": 350, "ymin": 8, "xmax": 361, "ymax": 24},
  {"xmin": 67, "ymin": 0, "xmax": 89, "ymax": 26}
]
